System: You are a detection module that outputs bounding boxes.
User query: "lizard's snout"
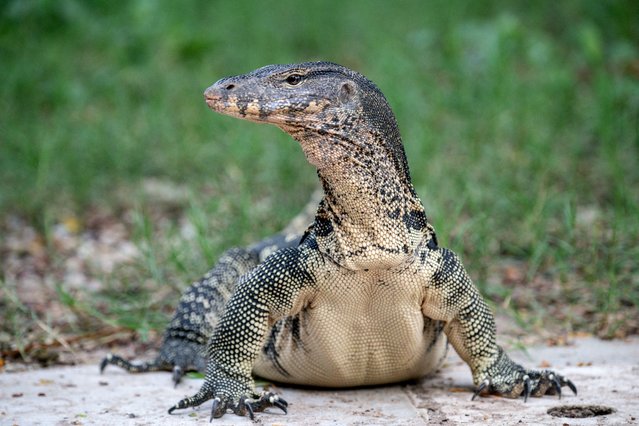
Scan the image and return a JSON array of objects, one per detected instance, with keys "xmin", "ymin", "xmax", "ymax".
[
  {"xmin": 204, "ymin": 78, "xmax": 239, "ymax": 110},
  {"xmin": 205, "ymin": 78, "xmax": 237, "ymax": 97},
  {"xmin": 204, "ymin": 92, "xmax": 217, "ymax": 110}
]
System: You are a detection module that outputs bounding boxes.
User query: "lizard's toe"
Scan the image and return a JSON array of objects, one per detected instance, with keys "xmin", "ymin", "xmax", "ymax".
[
  {"xmin": 529, "ymin": 370, "xmax": 577, "ymax": 399},
  {"xmin": 210, "ymin": 397, "xmax": 227, "ymax": 421},
  {"xmin": 169, "ymin": 387, "xmax": 217, "ymax": 415},
  {"xmin": 172, "ymin": 365, "xmax": 185, "ymax": 387},
  {"xmin": 246, "ymin": 391, "xmax": 288, "ymax": 415}
]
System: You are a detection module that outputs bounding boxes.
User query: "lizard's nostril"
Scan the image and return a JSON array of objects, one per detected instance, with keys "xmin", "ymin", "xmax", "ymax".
[{"xmin": 225, "ymin": 84, "xmax": 235, "ymax": 90}]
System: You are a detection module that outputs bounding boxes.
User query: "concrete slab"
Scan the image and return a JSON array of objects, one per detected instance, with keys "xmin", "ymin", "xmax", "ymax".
[{"xmin": 1, "ymin": 337, "xmax": 637, "ymax": 425}]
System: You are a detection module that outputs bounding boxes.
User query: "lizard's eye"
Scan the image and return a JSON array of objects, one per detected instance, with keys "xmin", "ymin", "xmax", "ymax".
[{"xmin": 285, "ymin": 74, "xmax": 304, "ymax": 86}]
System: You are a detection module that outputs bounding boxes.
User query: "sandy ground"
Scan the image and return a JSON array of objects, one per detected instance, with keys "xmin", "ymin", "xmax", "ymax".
[{"xmin": 1, "ymin": 336, "xmax": 637, "ymax": 425}]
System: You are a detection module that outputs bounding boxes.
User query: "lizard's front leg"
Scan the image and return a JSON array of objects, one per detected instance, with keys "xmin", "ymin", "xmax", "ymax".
[
  {"xmin": 422, "ymin": 247, "xmax": 577, "ymax": 400},
  {"xmin": 168, "ymin": 246, "xmax": 316, "ymax": 420}
]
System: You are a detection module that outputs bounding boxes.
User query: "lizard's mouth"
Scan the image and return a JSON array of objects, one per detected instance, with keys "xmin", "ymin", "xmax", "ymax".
[
  {"xmin": 203, "ymin": 83, "xmax": 228, "ymax": 111},
  {"xmin": 203, "ymin": 92, "xmax": 232, "ymax": 116},
  {"xmin": 204, "ymin": 92, "xmax": 266, "ymax": 123},
  {"xmin": 205, "ymin": 97, "xmax": 218, "ymax": 109},
  {"xmin": 204, "ymin": 91, "xmax": 221, "ymax": 107}
]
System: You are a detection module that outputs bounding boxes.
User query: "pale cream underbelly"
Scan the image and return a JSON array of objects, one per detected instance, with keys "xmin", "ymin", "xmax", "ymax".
[{"xmin": 253, "ymin": 278, "xmax": 448, "ymax": 387}]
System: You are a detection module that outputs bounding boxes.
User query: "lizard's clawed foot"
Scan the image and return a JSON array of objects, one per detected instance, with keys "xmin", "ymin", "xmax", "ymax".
[
  {"xmin": 238, "ymin": 392, "xmax": 288, "ymax": 420},
  {"xmin": 99, "ymin": 352, "xmax": 190, "ymax": 387},
  {"xmin": 472, "ymin": 369, "xmax": 577, "ymax": 401},
  {"xmin": 472, "ymin": 348, "xmax": 577, "ymax": 401},
  {"xmin": 169, "ymin": 389, "xmax": 287, "ymax": 420},
  {"xmin": 100, "ymin": 338, "xmax": 206, "ymax": 387}
]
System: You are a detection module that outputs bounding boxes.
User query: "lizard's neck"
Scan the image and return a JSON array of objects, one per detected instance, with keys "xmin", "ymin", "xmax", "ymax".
[{"xmin": 293, "ymin": 130, "xmax": 431, "ymax": 270}]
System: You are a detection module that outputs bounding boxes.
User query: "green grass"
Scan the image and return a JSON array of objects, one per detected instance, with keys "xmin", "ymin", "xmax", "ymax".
[{"xmin": 1, "ymin": 0, "xmax": 638, "ymax": 355}]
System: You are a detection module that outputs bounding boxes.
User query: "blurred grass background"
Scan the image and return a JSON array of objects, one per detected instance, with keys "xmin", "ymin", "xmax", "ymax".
[{"xmin": 1, "ymin": 0, "xmax": 638, "ymax": 359}]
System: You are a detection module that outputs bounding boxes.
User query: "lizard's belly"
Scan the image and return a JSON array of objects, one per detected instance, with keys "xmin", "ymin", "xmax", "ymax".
[{"xmin": 253, "ymin": 267, "xmax": 448, "ymax": 387}]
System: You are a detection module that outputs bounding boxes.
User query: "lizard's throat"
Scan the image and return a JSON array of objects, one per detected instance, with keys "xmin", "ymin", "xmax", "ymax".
[{"xmin": 295, "ymin": 133, "xmax": 427, "ymax": 271}]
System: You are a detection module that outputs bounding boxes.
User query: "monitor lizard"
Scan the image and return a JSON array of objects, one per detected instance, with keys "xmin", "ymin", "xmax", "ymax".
[{"xmin": 101, "ymin": 62, "xmax": 576, "ymax": 420}]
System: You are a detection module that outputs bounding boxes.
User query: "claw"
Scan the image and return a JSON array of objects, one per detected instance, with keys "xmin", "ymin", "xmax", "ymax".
[
  {"xmin": 566, "ymin": 378, "xmax": 577, "ymax": 396},
  {"xmin": 168, "ymin": 397, "xmax": 192, "ymax": 415},
  {"xmin": 274, "ymin": 400, "xmax": 288, "ymax": 414},
  {"xmin": 209, "ymin": 399, "xmax": 217, "ymax": 422},
  {"xmin": 549, "ymin": 373, "xmax": 562, "ymax": 399},
  {"xmin": 472, "ymin": 379, "xmax": 490, "ymax": 400},
  {"xmin": 169, "ymin": 389, "xmax": 215, "ymax": 417},
  {"xmin": 99, "ymin": 354, "xmax": 111, "ymax": 373},
  {"xmin": 168, "ymin": 398, "xmax": 187, "ymax": 415},
  {"xmin": 244, "ymin": 399, "xmax": 255, "ymax": 420},
  {"xmin": 210, "ymin": 397, "xmax": 224, "ymax": 421},
  {"xmin": 172, "ymin": 365, "xmax": 183, "ymax": 388},
  {"xmin": 523, "ymin": 375, "xmax": 532, "ymax": 402}
]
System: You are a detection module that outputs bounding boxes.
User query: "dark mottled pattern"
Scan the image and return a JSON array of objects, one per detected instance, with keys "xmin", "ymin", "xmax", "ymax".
[
  {"xmin": 100, "ymin": 225, "xmax": 310, "ymax": 385},
  {"xmin": 101, "ymin": 62, "xmax": 576, "ymax": 419}
]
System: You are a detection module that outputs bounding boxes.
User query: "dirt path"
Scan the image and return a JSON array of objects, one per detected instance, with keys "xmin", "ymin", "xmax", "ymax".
[{"xmin": 1, "ymin": 337, "xmax": 637, "ymax": 425}]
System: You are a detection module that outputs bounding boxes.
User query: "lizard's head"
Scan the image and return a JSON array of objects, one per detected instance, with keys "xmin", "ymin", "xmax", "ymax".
[
  {"xmin": 205, "ymin": 62, "xmax": 367, "ymax": 126},
  {"xmin": 204, "ymin": 62, "xmax": 409, "ymax": 175}
]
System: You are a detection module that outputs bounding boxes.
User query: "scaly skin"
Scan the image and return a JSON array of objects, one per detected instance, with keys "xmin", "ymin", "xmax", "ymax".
[
  {"xmin": 100, "ymin": 192, "xmax": 320, "ymax": 385},
  {"xmin": 102, "ymin": 62, "xmax": 576, "ymax": 420}
]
